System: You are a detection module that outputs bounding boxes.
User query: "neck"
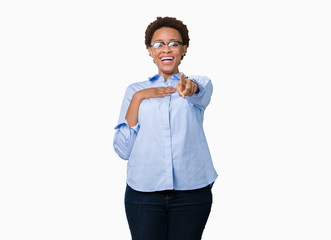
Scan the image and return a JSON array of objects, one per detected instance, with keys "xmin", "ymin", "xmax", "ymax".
[{"xmin": 160, "ymin": 70, "xmax": 179, "ymax": 82}]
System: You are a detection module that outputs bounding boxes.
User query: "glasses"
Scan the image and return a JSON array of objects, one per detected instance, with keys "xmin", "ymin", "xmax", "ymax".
[{"xmin": 150, "ymin": 41, "xmax": 183, "ymax": 52}]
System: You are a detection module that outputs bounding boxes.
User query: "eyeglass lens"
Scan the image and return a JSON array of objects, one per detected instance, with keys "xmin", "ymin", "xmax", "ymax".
[{"xmin": 152, "ymin": 41, "xmax": 182, "ymax": 52}]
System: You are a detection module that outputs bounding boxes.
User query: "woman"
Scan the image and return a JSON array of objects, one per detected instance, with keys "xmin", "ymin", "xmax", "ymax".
[{"xmin": 113, "ymin": 16, "xmax": 218, "ymax": 240}]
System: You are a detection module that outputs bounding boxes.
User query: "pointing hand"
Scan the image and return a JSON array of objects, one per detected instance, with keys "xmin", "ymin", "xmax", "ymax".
[{"xmin": 176, "ymin": 73, "xmax": 199, "ymax": 98}]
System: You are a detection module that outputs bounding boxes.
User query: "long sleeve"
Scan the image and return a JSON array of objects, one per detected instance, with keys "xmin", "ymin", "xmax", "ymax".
[
  {"xmin": 186, "ymin": 75, "xmax": 213, "ymax": 111},
  {"xmin": 113, "ymin": 73, "xmax": 218, "ymax": 192},
  {"xmin": 113, "ymin": 85, "xmax": 139, "ymax": 160}
]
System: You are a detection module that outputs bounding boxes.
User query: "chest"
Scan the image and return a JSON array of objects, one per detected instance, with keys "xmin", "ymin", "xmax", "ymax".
[{"xmin": 138, "ymin": 92, "xmax": 194, "ymax": 122}]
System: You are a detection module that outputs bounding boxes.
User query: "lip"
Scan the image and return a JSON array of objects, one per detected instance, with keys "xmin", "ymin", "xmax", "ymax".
[{"xmin": 159, "ymin": 56, "xmax": 175, "ymax": 65}]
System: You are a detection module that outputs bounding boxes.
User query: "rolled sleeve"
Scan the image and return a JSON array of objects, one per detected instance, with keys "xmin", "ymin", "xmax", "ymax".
[
  {"xmin": 114, "ymin": 119, "xmax": 139, "ymax": 141},
  {"xmin": 186, "ymin": 75, "xmax": 213, "ymax": 111},
  {"xmin": 113, "ymin": 85, "xmax": 139, "ymax": 160},
  {"xmin": 113, "ymin": 120, "xmax": 139, "ymax": 160}
]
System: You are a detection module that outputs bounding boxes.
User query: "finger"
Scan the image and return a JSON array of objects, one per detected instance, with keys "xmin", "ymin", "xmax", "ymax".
[
  {"xmin": 165, "ymin": 88, "xmax": 176, "ymax": 95},
  {"xmin": 161, "ymin": 86, "xmax": 176, "ymax": 96},
  {"xmin": 192, "ymin": 83, "xmax": 197, "ymax": 95},
  {"xmin": 176, "ymin": 81, "xmax": 185, "ymax": 98},
  {"xmin": 188, "ymin": 80, "xmax": 195, "ymax": 96},
  {"xmin": 182, "ymin": 78, "xmax": 192, "ymax": 96},
  {"xmin": 190, "ymin": 81, "xmax": 196, "ymax": 96},
  {"xmin": 186, "ymin": 82, "xmax": 194, "ymax": 97},
  {"xmin": 159, "ymin": 86, "xmax": 174, "ymax": 92},
  {"xmin": 177, "ymin": 86, "xmax": 185, "ymax": 98},
  {"xmin": 180, "ymin": 72, "xmax": 185, "ymax": 83},
  {"xmin": 179, "ymin": 74, "xmax": 184, "ymax": 88},
  {"xmin": 167, "ymin": 86, "xmax": 176, "ymax": 93},
  {"xmin": 162, "ymin": 86, "xmax": 173, "ymax": 90},
  {"xmin": 189, "ymin": 81, "xmax": 196, "ymax": 96},
  {"xmin": 180, "ymin": 73, "xmax": 188, "ymax": 98}
]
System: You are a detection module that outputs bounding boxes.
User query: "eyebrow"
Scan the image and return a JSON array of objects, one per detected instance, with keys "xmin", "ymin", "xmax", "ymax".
[{"xmin": 153, "ymin": 38, "xmax": 180, "ymax": 42}]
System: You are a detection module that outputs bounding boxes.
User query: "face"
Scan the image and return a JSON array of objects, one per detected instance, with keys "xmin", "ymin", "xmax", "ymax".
[{"xmin": 148, "ymin": 27, "xmax": 187, "ymax": 79}]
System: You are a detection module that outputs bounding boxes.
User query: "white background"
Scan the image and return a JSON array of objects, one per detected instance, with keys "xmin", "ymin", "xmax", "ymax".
[{"xmin": 1, "ymin": 0, "xmax": 330, "ymax": 239}]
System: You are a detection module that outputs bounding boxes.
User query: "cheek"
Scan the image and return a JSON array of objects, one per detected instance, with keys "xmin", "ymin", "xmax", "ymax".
[
  {"xmin": 152, "ymin": 53, "xmax": 160, "ymax": 60},
  {"xmin": 176, "ymin": 53, "xmax": 184, "ymax": 62}
]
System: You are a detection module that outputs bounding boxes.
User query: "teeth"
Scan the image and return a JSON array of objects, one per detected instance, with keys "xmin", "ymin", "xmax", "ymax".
[{"xmin": 161, "ymin": 57, "xmax": 174, "ymax": 61}]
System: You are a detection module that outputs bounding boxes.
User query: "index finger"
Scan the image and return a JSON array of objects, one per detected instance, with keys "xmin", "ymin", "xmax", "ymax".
[
  {"xmin": 177, "ymin": 73, "xmax": 186, "ymax": 98},
  {"xmin": 180, "ymin": 72, "xmax": 185, "ymax": 82}
]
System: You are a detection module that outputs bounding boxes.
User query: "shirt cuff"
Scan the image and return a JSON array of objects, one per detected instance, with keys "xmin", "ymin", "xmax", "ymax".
[
  {"xmin": 186, "ymin": 76, "xmax": 209, "ymax": 101},
  {"xmin": 114, "ymin": 119, "xmax": 139, "ymax": 140}
]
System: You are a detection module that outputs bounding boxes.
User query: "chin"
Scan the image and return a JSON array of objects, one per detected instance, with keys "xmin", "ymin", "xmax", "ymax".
[{"xmin": 159, "ymin": 66, "xmax": 178, "ymax": 74}]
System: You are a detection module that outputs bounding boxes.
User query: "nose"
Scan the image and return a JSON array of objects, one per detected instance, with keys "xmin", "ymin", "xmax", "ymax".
[{"xmin": 162, "ymin": 44, "xmax": 172, "ymax": 53}]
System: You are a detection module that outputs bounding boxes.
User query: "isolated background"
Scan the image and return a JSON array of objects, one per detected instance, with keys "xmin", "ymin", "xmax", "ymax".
[{"xmin": 1, "ymin": 0, "xmax": 330, "ymax": 239}]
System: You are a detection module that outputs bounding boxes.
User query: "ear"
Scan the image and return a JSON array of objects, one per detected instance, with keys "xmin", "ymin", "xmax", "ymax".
[
  {"xmin": 148, "ymin": 47, "xmax": 153, "ymax": 57},
  {"xmin": 182, "ymin": 45, "xmax": 188, "ymax": 56}
]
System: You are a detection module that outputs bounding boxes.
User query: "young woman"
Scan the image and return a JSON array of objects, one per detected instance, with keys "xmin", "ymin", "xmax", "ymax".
[{"xmin": 113, "ymin": 16, "xmax": 218, "ymax": 240}]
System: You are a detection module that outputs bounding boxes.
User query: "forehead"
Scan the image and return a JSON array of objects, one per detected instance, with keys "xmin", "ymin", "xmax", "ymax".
[{"xmin": 151, "ymin": 27, "xmax": 182, "ymax": 41}]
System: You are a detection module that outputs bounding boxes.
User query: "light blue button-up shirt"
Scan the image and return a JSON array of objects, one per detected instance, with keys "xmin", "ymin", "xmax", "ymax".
[{"xmin": 113, "ymin": 73, "xmax": 218, "ymax": 192}]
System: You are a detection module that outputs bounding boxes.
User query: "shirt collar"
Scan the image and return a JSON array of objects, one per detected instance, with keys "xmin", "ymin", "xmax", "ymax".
[
  {"xmin": 148, "ymin": 72, "xmax": 182, "ymax": 82},
  {"xmin": 148, "ymin": 74, "xmax": 161, "ymax": 81}
]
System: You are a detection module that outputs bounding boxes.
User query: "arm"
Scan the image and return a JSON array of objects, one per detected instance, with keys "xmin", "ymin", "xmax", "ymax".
[
  {"xmin": 177, "ymin": 74, "xmax": 213, "ymax": 111},
  {"xmin": 186, "ymin": 75, "xmax": 213, "ymax": 111},
  {"xmin": 125, "ymin": 93, "xmax": 144, "ymax": 127},
  {"xmin": 113, "ymin": 86, "xmax": 139, "ymax": 160},
  {"xmin": 113, "ymin": 85, "xmax": 176, "ymax": 160}
]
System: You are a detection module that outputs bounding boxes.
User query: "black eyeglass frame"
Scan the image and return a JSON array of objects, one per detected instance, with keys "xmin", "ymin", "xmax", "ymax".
[{"xmin": 150, "ymin": 41, "xmax": 184, "ymax": 49}]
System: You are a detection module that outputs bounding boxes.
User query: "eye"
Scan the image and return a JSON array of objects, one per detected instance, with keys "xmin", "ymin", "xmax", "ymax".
[
  {"xmin": 152, "ymin": 42, "xmax": 163, "ymax": 48},
  {"xmin": 168, "ymin": 41, "xmax": 179, "ymax": 47}
]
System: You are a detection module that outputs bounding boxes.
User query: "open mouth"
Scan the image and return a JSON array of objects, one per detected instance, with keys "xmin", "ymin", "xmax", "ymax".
[{"xmin": 160, "ymin": 56, "xmax": 174, "ymax": 63}]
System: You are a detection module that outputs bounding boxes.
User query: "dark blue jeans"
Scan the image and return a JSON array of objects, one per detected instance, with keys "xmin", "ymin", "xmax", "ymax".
[{"xmin": 125, "ymin": 184, "xmax": 213, "ymax": 240}]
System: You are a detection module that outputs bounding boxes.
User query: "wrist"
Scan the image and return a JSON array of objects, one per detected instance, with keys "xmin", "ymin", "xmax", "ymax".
[
  {"xmin": 190, "ymin": 78, "xmax": 199, "ymax": 94},
  {"xmin": 133, "ymin": 91, "xmax": 144, "ymax": 102}
]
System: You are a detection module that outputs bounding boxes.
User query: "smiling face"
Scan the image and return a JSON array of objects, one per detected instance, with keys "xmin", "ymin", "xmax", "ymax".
[{"xmin": 148, "ymin": 27, "xmax": 187, "ymax": 80}]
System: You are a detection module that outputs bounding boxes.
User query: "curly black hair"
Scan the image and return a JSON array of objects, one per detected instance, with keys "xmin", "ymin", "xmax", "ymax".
[{"xmin": 145, "ymin": 16, "xmax": 190, "ymax": 50}]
